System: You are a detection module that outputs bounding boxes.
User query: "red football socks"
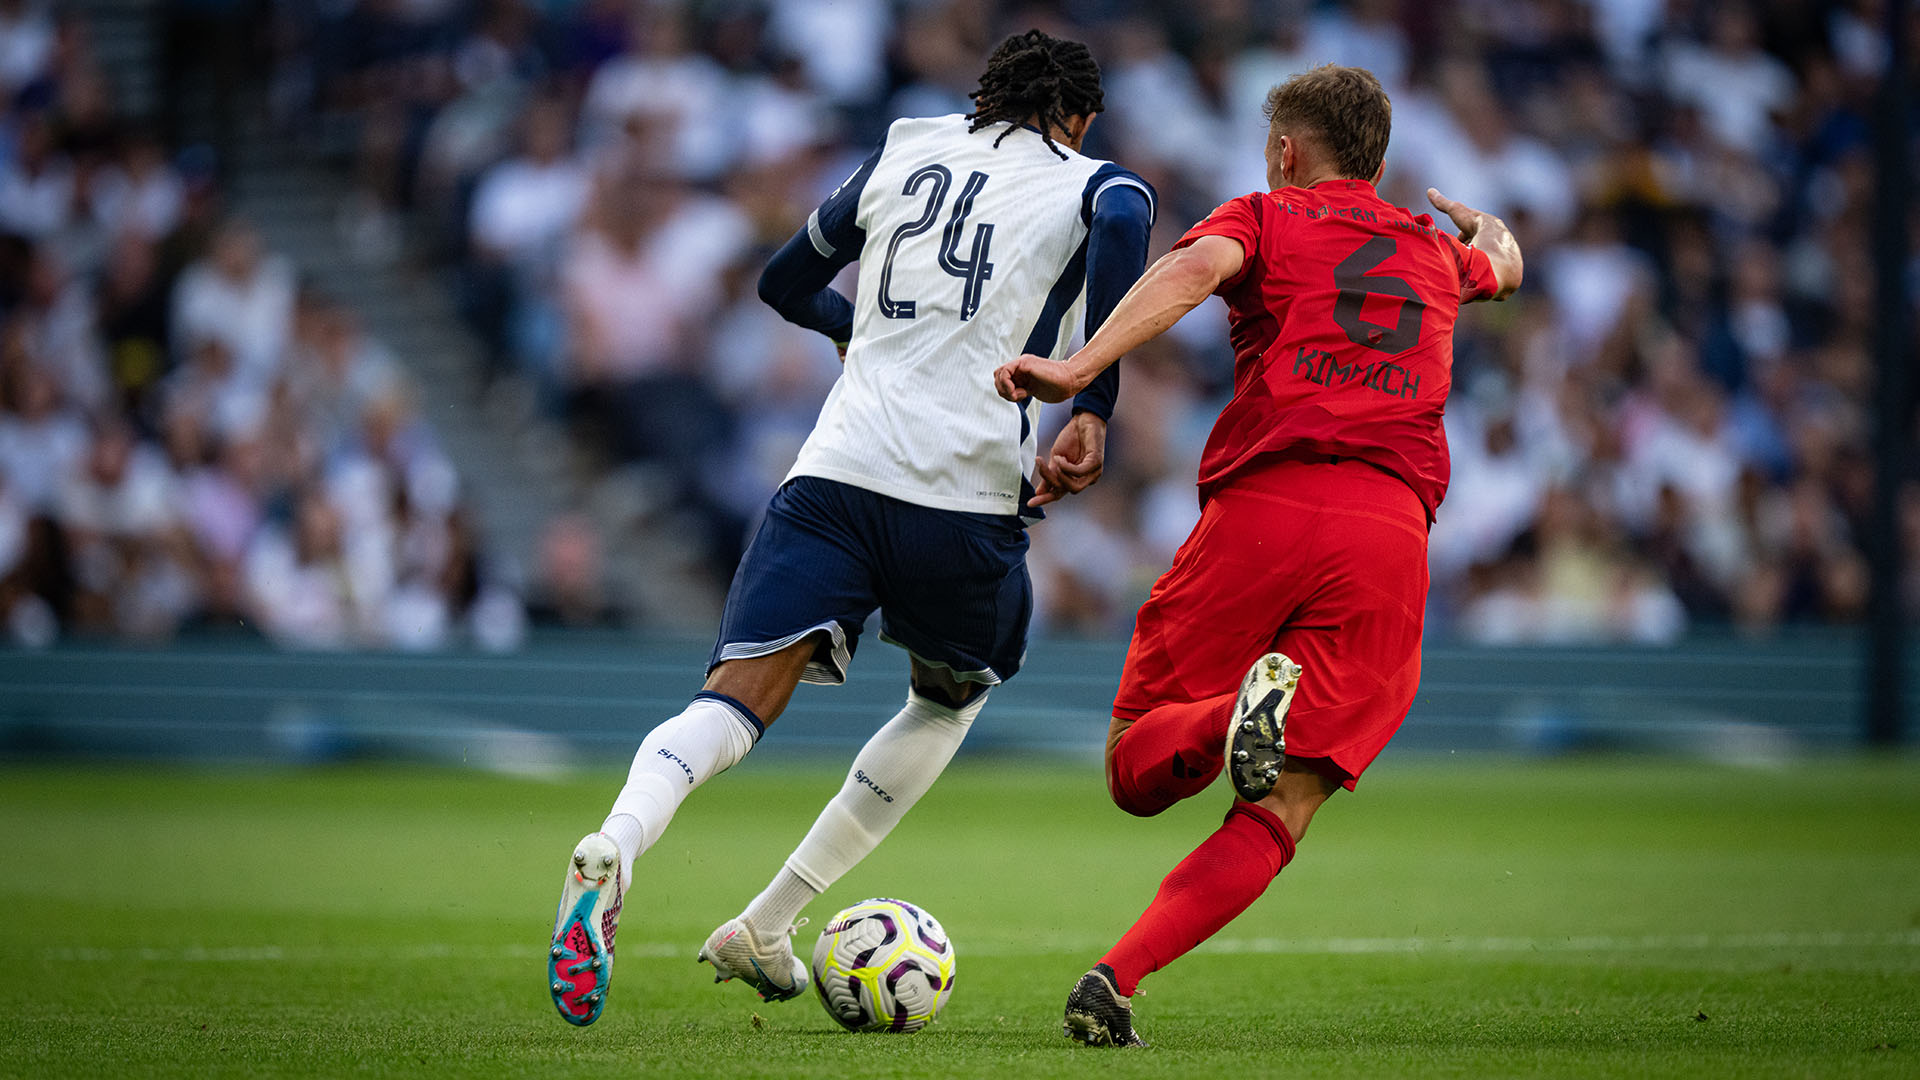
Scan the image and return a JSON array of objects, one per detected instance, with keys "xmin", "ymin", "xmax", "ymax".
[
  {"xmin": 1099, "ymin": 801, "xmax": 1297, "ymax": 996},
  {"xmin": 1107, "ymin": 691, "xmax": 1237, "ymax": 816}
]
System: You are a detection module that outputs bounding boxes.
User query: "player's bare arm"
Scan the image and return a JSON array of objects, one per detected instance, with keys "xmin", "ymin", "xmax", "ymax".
[
  {"xmin": 1426, "ymin": 187, "xmax": 1523, "ymax": 301},
  {"xmin": 994, "ymin": 234, "xmax": 1245, "ymax": 404}
]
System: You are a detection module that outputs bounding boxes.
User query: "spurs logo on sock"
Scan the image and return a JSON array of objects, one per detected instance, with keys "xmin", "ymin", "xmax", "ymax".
[
  {"xmin": 854, "ymin": 769, "xmax": 895, "ymax": 803},
  {"xmin": 656, "ymin": 748, "xmax": 695, "ymax": 783},
  {"xmin": 604, "ymin": 698, "xmax": 757, "ymax": 871}
]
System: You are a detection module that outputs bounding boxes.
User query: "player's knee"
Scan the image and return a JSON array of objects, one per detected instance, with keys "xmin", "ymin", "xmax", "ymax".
[
  {"xmin": 704, "ymin": 644, "xmax": 814, "ymax": 726},
  {"xmin": 907, "ymin": 663, "xmax": 986, "ymax": 712},
  {"xmin": 1112, "ymin": 791, "xmax": 1172, "ymax": 818},
  {"xmin": 1104, "ymin": 762, "xmax": 1126, "ymax": 810},
  {"xmin": 908, "ymin": 680, "xmax": 974, "ymax": 711},
  {"xmin": 1109, "ymin": 786, "xmax": 1164, "ymax": 818},
  {"xmin": 903, "ymin": 686, "xmax": 989, "ymax": 730},
  {"xmin": 1105, "ymin": 763, "xmax": 1171, "ymax": 817},
  {"xmin": 1103, "ymin": 721, "xmax": 1166, "ymax": 816}
]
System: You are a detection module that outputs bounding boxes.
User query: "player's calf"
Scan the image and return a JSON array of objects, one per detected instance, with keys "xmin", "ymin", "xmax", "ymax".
[{"xmin": 1226, "ymin": 652, "xmax": 1303, "ymax": 802}]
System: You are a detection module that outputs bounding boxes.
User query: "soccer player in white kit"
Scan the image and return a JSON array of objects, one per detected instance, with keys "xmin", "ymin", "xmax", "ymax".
[{"xmin": 547, "ymin": 29, "xmax": 1157, "ymax": 1025}]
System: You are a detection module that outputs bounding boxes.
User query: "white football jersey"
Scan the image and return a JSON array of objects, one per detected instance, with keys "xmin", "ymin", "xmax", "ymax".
[{"xmin": 785, "ymin": 114, "xmax": 1154, "ymax": 519}]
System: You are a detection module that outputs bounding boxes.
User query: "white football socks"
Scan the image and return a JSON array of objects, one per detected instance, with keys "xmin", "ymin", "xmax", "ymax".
[
  {"xmin": 743, "ymin": 690, "xmax": 987, "ymax": 932},
  {"xmin": 602, "ymin": 693, "xmax": 761, "ymax": 881},
  {"xmin": 740, "ymin": 867, "xmax": 818, "ymax": 932}
]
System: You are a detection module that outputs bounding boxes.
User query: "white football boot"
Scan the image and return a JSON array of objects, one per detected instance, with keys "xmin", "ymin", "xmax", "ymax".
[
  {"xmin": 697, "ymin": 916, "xmax": 810, "ymax": 1002},
  {"xmin": 547, "ymin": 832, "xmax": 623, "ymax": 1026},
  {"xmin": 1225, "ymin": 652, "xmax": 1304, "ymax": 802}
]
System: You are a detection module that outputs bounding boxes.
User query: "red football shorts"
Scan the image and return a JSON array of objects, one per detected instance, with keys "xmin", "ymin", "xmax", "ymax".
[{"xmin": 1112, "ymin": 456, "xmax": 1429, "ymax": 789}]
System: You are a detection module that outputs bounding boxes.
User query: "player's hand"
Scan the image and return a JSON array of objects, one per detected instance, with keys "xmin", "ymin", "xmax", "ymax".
[
  {"xmin": 994, "ymin": 354, "xmax": 1084, "ymax": 404},
  {"xmin": 1429, "ymin": 187, "xmax": 1523, "ymax": 302},
  {"xmin": 1028, "ymin": 411, "xmax": 1107, "ymax": 508},
  {"xmin": 1426, "ymin": 188, "xmax": 1488, "ymax": 245}
]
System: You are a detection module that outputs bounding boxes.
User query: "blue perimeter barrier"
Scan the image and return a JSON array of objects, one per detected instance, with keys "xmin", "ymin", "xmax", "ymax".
[{"xmin": 0, "ymin": 631, "xmax": 1910, "ymax": 771}]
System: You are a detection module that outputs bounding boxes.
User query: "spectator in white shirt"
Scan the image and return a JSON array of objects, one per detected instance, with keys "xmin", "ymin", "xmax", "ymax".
[
  {"xmin": 463, "ymin": 96, "xmax": 589, "ymax": 385},
  {"xmin": 284, "ymin": 297, "xmax": 400, "ymax": 455},
  {"xmin": 55, "ymin": 419, "xmax": 197, "ymax": 636},
  {"xmin": 0, "ymin": 116, "xmax": 74, "ymax": 240},
  {"xmin": 89, "ymin": 133, "xmax": 185, "ymax": 239},
  {"xmin": 469, "ymin": 96, "xmax": 589, "ymax": 271},
  {"xmin": 1402, "ymin": 59, "xmax": 1578, "ymax": 240},
  {"xmin": 580, "ymin": 6, "xmax": 734, "ymax": 179},
  {"xmin": 0, "ymin": 0, "xmax": 54, "ymax": 98},
  {"xmin": 15, "ymin": 245, "xmax": 109, "ymax": 413},
  {"xmin": 161, "ymin": 337, "xmax": 269, "ymax": 444},
  {"xmin": 170, "ymin": 220, "xmax": 296, "ymax": 381},
  {"xmin": 55, "ymin": 418, "xmax": 177, "ymax": 542},
  {"xmin": 765, "ymin": 0, "xmax": 890, "ymax": 106},
  {"xmin": 1221, "ymin": 18, "xmax": 1314, "ymax": 199},
  {"xmin": 244, "ymin": 489, "xmax": 393, "ymax": 650},
  {"xmin": 1662, "ymin": 8, "xmax": 1795, "ymax": 156},
  {"xmin": 1103, "ymin": 20, "xmax": 1229, "ymax": 195},
  {"xmin": 0, "ymin": 363, "xmax": 88, "ymax": 514},
  {"xmin": 1431, "ymin": 406, "xmax": 1552, "ymax": 581},
  {"xmin": 1543, "ymin": 208, "xmax": 1656, "ymax": 361},
  {"xmin": 1304, "ymin": 0, "xmax": 1410, "ymax": 93}
]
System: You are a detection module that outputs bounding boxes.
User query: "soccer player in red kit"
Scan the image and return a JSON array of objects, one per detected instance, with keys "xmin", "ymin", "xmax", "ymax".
[{"xmin": 994, "ymin": 64, "xmax": 1523, "ymax": 1046}]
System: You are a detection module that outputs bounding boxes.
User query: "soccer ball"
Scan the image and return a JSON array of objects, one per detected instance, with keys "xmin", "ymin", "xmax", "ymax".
[{"xmin": 810, "ymin": 898, "xmax": 956, "ymax": 1033}]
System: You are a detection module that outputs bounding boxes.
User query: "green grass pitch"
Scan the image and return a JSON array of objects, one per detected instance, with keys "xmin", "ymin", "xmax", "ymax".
[{"xmin": 1, "ymin": 755, "xmax": 1916, "ymax": 1078}]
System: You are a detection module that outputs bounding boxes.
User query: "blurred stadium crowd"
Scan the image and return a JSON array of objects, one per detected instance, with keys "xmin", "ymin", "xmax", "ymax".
[
  {"xmin": 1, "ymin": 0, "xmax": 1916, "ymax": 649},
  {"xmin": 0, "ymin": 0, "xmax": 523, "ymax": 648}
]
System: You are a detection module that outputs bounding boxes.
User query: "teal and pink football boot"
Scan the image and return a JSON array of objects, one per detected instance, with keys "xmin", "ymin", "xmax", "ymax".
[{"xmin": 548, "ymin": 833, "xmax": 623, "ymax": 1025}]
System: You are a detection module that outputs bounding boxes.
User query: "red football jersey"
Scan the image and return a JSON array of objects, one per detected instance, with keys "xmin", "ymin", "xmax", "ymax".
[{"xmin": 1174, "ymin": 179, "xmax": 1497, "ymax": 522}]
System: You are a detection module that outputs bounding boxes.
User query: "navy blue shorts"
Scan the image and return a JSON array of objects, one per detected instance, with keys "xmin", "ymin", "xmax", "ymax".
[{"xmin": 709, "ymin": 477, "xmax": 1032, "ymax": 686}]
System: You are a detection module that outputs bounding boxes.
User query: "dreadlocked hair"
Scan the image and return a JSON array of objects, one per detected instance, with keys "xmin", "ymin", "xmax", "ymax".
[{"xmin": 966, "ymin": 29, "xmax": 1104, "ymax": 161}]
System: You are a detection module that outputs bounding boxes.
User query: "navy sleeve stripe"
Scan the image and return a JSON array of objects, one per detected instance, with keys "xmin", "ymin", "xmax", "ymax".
[
  {"xmin": 1089, "ymin": 175, "xmax": 1156, "ymax": 224},
  {"xmin": 1017, "ymin": 235, "xmax": 1090, "ymax": 358},
  {"xmin": 806, "ymin": 209, "xmax": 836, "ymax": 257},
  {"xmin": 1080, "ymin": 163, "xmax": 1158, "ymax": 226}
]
